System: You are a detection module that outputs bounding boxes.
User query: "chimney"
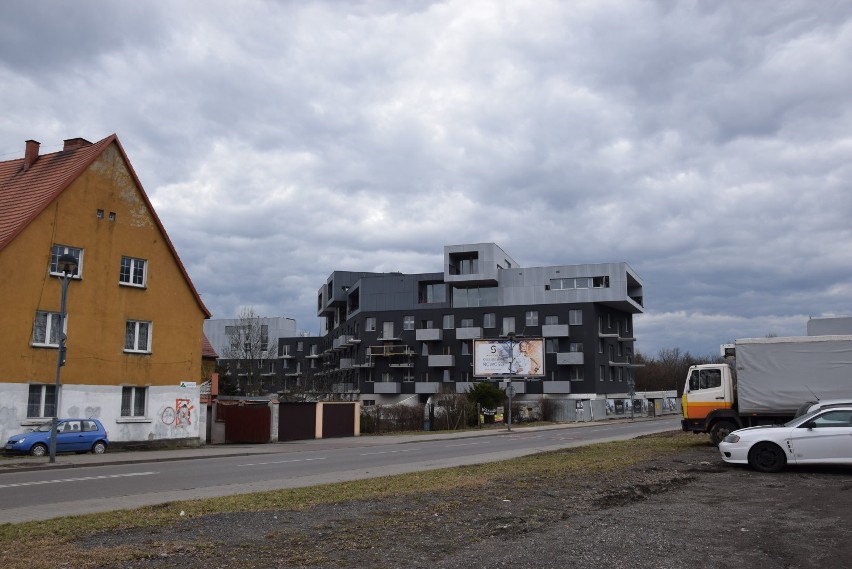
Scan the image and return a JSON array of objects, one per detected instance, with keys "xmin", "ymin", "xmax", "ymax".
[
  {"xmin": 23, "ymin": 139, "xmax": 40, "ymax": 171},
  {"xmin": 63, "ymin": 137, "xmax": 93, "ymax": 151}
]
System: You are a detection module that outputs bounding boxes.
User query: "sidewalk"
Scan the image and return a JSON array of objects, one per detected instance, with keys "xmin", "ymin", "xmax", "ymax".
[{"xmin": 1, "ymin": 416, "xmax": 674, "ymax": 473}]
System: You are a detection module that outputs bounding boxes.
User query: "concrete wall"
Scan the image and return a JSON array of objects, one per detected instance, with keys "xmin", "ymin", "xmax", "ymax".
[{"xmin": 0, "ymin": 382, "xmax": 203, "ymax": 447}]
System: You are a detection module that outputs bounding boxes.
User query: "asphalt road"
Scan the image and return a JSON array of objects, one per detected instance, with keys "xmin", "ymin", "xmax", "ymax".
[{"xmin": 0, "ymin": 416, "xmax": 681, "ymax": 523}]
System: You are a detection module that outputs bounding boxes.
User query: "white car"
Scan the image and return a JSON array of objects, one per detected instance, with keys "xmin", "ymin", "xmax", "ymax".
[{"xmin": 719, "ymin": 405, "xmax": 852, "ymax": 473}]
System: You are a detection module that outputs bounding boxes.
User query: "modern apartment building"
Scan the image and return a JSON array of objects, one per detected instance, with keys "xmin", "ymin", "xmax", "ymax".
[{"xmin": 279, "ymin": 243, "xmax": 644, "ymax": 405}]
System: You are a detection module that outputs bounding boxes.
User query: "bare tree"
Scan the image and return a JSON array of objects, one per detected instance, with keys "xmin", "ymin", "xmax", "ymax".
[{"xmin": 219, "ymin": 307, "xmax": 279, "ymax": 395}]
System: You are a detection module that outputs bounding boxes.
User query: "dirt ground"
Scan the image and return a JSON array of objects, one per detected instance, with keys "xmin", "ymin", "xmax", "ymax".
[{"xmin": 78, "ymin": 432, "xmax": 852, "ymax": 569}]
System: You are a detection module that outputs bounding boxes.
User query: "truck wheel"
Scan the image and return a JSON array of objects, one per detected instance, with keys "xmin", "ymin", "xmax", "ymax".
[
  {"xmin": 710, "ymin": 421, "xmax": 737, "ymax": 446},
  {"xmin": 748, "ymin": 442, "xmax": 786, "ymax": 473}
]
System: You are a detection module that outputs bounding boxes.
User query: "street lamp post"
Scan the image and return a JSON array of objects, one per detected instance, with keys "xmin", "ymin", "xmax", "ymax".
[
  {"xmin": 48, "ymin": 253, "xmax": 78, "ymax": 463},
  {"xmin": 505, "ymin": 332, "xmax": 516, "ymax": 432}
]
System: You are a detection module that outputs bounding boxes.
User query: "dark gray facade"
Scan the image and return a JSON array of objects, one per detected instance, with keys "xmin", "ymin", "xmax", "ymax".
[{"xmin": 279, "ymin": 243, "xmax": 644, "ymax": 403}]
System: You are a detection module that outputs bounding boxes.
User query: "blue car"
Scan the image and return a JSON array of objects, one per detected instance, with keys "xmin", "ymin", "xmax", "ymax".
[{"xmin": 4, "ymin": 419, "xmax": 109, "ymax": 456}]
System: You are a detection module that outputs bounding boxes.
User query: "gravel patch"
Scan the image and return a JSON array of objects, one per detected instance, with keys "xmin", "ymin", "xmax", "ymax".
[{"xmin": 77, "ymin": 433, "xmax": 852, "ymax": 568}]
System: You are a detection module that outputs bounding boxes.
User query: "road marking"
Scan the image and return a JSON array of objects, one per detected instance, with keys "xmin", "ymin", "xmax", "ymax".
[
  {"xmin": 238, "ymin": 457, "xmax": 327, "ymax": 467},
  {"xmin": 360, "ymin": 448, "xmax": 417, "ymax": 456},
  {"xmin": 444, "ymin": 441, "xmax": 490, "ymax": 448},
  {"xmin": 0, "ymin": 471, "xmax": 157, "ymax": 489}
]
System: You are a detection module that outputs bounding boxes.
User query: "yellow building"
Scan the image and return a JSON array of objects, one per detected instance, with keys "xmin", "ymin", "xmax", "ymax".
[{"xmin": 0, "ymin": 135, "xmax": 211, "ymax": 447}]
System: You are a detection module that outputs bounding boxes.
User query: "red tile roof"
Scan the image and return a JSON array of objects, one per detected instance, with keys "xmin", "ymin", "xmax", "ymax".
[
  {"xmin": 202, "ymin": 333, "xmax": 219, "ymax": 359},
  {"xmin": 0, "ymin": 134, "xmax": 211, "ymax": 318}
]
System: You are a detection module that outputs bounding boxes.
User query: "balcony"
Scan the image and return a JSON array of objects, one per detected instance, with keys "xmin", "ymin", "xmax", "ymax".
[
  {"xmin": 556, "ymin": 352, "xmax": 584, "ymax": 365},
  {"xmin": 542, "ymin": 324, "xmax": 569, "ymax": 338},
  {"xmin": 373, "ymin": 382, "xmax": 401, "ymax": 394},
  {"xmin": 415, "ymin": 382, "xmax": 441, "ymax": 394},
  {"xmin": 455, "ymin": 327, "xmax": 482, "ymax": 340},
  {"xmin": 427, "ymin": 354, "xmax": 455, "ymax": 367},
  {"xmin": 339, "ymin": 358, "xmax": 353, "ymax": 370},
  {"xmin": 416, "ymin": 329, "xmax": 443, "ymax": 342},
  {"xmin": 543, "ymin": 381, "xmax": 572, "ymax": 394}
]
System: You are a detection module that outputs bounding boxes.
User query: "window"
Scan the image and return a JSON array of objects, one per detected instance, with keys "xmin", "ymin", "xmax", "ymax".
[
  {"xmin": 460, "ymin": 318, "xmax": 473, "ymax": 328},
  {"xmin": 545, "ymin": 339, "xmax": 558, "ymax": 353},
  {"xmin": 526, "ymin": 311, "xmax": 539, "ymax": 326},
  {"xmin": 366, "ymin": 317, "xmax": 376, "ymax": 332},
  {"xmin": 27, "ymin": 385, "xmax": 56, "ymax": 418},
  {"xmin": 119, "ymin": 256, "xmax": 147, "ymax": 287},
  {"xmin": 420, "ymin": 319, "xmax": 434, "ymax": 329},
  {"xmin": 502, "ymin": 317, "xmax": 515, "ymax": 336},
  {"xmin": 32, "ymin": 311, "xmax": 63, "ymax": 347},
  {"xmin": 545, "ymin": 315, "xmax": 558, "ymax": 325},
  {"xmin": 282, "ymin": 344, "xmax": 290, "ymax": 356},
  {"xmin": 261, "ymin": 325, "xmax": 269, "ymax": 351},
  {"xmin": 484, "ymin": 313, "xmax": 496, "ymax": 328},
  {"xmin": 568, "ymin": 367, "xmax": 584, "ymax": 381},
  {"xmin": 452, "ymin": 286, "xmax": 497, "ymax": 308},
  {"xmin": 443, "ymin": 315, "xmax": 454, "ymax": 329},
  {"xmin": 461, "ymin": 342, "xmax": 470, "ymax": 356},
  {"xmin": 297, "ymin": 341, "xmax": 304, "ymax": 352},
  {"xmin": 569, "ymin": 342, "xmax": 583, "ymax": 352},
  {"xmin": 121, "ymin": 386, "xmax": 147, "ymax": 417},
  {"xmin": 50, "ymin": 244, "xmax": 83, "ymax": 277},
  {"xmin": 598, "ymin": 339, "xmax": 605, "ymax": 353},
  {"xmin": 569, "ymin": 309, "xmax": 582, "ymax": 326},
  {"xmin": 809, "ymin": 410, "xmax": 852, "ymax": 428},
  {"xmin": 688, "ymin": 368, "xmax": 722, "ymax": 391},
  {"xmin": 124, "ymin": 320, "xmax": 152, "ymax": 353},
  {"xmin": 448, "ymin": 252, "xmax": 479, "ymax": 275},
  {"xmin": 609, "ymin": 345, "xmax": 615, "ymax": 361},
  {"xmin": 403, "ymin": 316, "xmax": 414, "ymax": 330},
  {"xmin": 599, "ymin": 365, "xmax": 605, "ymax": 381},
  {"xmin": 419, "ymin": 282, "xmax": 447, "ymax": 304}
]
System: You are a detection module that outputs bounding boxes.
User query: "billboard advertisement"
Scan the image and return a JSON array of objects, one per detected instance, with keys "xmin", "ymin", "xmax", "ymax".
[{"xmin": 473, "ymin": 338, "xmax": 545, "ymax": 378}]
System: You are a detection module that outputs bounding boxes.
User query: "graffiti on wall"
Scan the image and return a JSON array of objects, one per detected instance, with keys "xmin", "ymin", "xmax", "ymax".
[{"xmin": 160, "ymin": 399, "xmax": 194, "ymax": 428}]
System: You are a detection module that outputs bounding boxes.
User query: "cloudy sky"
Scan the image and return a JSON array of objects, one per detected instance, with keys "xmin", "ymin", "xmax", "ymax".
[{"xmin": 3, "ymin": 1, "xmax": 852, "ymax": 357}]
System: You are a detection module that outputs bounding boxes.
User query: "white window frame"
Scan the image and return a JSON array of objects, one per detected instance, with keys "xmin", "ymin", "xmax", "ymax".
[
  {"xmin": 124, "ymin": 320, "xmax": 152, "ymax": 353},
  {"xmin": 526, "ymin": 311, "xmax": 539, "ymax": 327},
  {"xmin": 403, "ymin": 316, "xmax": 414, "ymax": 330},
  {"xmin": 484, "ymin": 313, "xmax": 496, "ymax": 328},
  {"xmin": 50, "ymin": 244, "xmax": 83, "ymax": 278},
  {"xmin": 121, "ymin": 386, "xmax": 148, "ymax": 417},
  {"xmin": 32, "ymin": 311, "xmax": 65, "ymax": 347},
  {"xmin": 27, "ymin": 384, "xmax": 57, "ymax": 418},
  {"xmin": 119, "ymin": 256, "xmax": 148, "ymax": 287},
  {"xmin": 366, "ymin": 317, "xmax": 376, "ymax": 332}
]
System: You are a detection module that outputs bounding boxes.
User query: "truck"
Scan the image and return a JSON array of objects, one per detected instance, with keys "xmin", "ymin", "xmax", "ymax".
[{"xmin": 681, "ymin": 335, "xmax": 852, "ymax": 445}]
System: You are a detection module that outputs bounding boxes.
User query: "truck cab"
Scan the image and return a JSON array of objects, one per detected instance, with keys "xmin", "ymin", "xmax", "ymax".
[{"xmin": 681, "ymin": 364, "xmax": 739, "ymax": 445}]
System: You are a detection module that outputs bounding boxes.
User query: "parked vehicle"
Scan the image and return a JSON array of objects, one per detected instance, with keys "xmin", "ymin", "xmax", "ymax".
[
  {"xmin": 681, "ymin": 335, "xmax": 852, "ymax": 445},
  {"xmin": 4, "ymin": 419, "xmax": 109, "ymax": 456},
  {"xmin": 719, "ymin": 405, "xmax": 852, "ymax": 472}
]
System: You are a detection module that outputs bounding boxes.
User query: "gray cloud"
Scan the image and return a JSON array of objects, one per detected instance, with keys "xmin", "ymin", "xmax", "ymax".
[{"xmin": 3, "ymin": 0, "xmax": 852, "ymax": 354}]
